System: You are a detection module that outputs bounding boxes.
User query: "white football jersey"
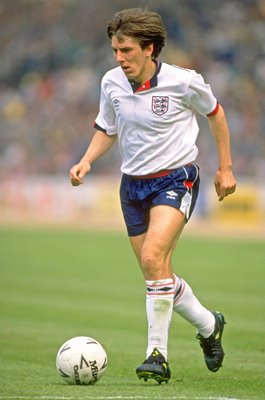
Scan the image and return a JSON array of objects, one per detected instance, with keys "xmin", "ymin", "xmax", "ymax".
[{"xmin": 94, "ymin": 62, "xmax": 218, "ymax": 176}]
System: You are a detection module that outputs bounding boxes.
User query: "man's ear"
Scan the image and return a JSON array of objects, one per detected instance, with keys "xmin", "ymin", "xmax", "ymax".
[{"xmin": 145, "ymin": 43, "xmax": 154, "ymax": 57}]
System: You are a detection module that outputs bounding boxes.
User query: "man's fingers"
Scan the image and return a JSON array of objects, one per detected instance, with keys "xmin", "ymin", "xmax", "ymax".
[
  {"xmin": 69, "ymin": 163, "xmax": 90, "ymax": 186},
  {"xmin": 71, "ymin": 178, "xmax": 83, "ymax": 186},
  {"xmin": 215, "ymin": 183, "xmax": 236, "ymax": 201},
  {"xmin": 70, "ymin": 166, "xmax": 81, "ymax": 186}
]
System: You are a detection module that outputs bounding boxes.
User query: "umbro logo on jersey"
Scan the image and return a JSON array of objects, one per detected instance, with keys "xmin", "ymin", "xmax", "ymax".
[
  {"xmin": 166, "ymin": 190, "xmax": 178, "ymax": 200},
  {"xmin": 113, "ymin": 98, "xmax": 120, "ymax": 109},
  {"xmin": 152, "ymin": 96, "xmax": 169, "ymax": 115}
]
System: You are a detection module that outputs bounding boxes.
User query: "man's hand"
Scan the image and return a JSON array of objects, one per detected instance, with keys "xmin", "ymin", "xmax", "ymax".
[
  {"xmin": 214, "ymin": 168, "xmax": 236, "ymax": 201},
  {"xmin": 69, "ymin": 160, "xmax": 91, "ymax": 186}
]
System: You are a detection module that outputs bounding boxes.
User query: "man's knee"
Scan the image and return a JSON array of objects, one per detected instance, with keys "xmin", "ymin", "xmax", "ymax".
[
  {"xmin": 141, "ymin": 248, "xmax": 159, "ymax": 269},
  {"xmin": 140, "ymin": 246, "xmax": 165, "ymax": 278}
]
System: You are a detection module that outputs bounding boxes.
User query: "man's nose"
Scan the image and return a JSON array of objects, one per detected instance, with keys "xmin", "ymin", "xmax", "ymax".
[{"xmin": 115, "ymin": 50, "xmax": 124, "ymax": 63}]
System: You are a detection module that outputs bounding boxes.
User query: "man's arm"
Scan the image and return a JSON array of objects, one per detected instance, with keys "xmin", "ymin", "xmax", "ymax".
[
  {"xmin": 207, "ymin": 104, "xmax": 237, "ymax": 201},
  {"xmin": 70, "ymin": 130, "xmax": 117, "ymax": 186}
]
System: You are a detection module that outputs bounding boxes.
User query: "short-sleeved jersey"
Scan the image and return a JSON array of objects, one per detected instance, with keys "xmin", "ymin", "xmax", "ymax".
[{"xmin": 94, "ymin": 61, "xmax": 218, "ymax": 176}]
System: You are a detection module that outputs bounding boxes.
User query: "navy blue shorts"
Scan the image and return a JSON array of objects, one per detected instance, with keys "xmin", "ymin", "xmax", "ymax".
[{"xmin": 120, "ymin": 164, "xmax": 200, "ymax": 237}]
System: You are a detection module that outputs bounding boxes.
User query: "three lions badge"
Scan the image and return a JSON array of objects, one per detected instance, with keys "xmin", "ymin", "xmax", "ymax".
[{"xmin": 152, "ymin": 96, "xmax": 169, "ymax": 115}]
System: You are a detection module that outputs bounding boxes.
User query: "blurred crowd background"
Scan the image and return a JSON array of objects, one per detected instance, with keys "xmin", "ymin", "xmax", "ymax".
[
  {"xmin": 1, "ymin": 0, "xmax": 265, "ymax": 178},
  {"xmin": 0, "ymin": 0, "xmax": 264, "ymax": 227}
]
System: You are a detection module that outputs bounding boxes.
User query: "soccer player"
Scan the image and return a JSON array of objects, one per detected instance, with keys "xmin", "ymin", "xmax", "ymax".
[{"xmin": 70, "ymin": 8, "xmax": 237, "ymax": 384}]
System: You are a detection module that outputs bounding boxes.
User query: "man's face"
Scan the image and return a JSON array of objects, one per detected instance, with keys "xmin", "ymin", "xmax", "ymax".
[{"xmin": 111, "ymin": 35, "xmax": 154, "ymax": 84}]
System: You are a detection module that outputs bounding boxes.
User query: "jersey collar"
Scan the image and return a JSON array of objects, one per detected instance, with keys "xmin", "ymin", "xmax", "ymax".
[{"xmin": 128, "ymin": 60, "xmax": 162, "ymax": 93}]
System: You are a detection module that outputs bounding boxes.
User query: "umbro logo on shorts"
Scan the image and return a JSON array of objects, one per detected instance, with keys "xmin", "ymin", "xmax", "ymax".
[{"xmin": 166, "ymin": 190, "xmax": 178, "ymax": 199}]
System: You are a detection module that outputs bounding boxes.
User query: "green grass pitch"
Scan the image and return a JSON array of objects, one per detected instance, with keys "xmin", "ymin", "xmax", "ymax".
[{"xmin": 0, "ymin": 227, "xmax": 264, "ymax": 400}]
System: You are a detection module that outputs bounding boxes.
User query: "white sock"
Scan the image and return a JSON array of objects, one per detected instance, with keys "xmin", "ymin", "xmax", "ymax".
[
  {"xmin": 145, "ymin": 278, "xmax": 174, "ymax": 360},
  {"xmin": 173, "ymin": 274, "xmax": 215, "ymax": 338}
]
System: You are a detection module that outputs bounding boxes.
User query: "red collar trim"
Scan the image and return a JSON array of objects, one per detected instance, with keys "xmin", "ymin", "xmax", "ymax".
[
  {"xmin": 129, "ymin": 61, "xmax": 161, "ymax": 93},
  {"xmin": 135, "ymin": 80, "xmax": 151, "ymax": 93}
]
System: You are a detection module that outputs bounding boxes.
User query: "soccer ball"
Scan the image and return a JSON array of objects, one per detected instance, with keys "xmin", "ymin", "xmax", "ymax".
[{"xmin": 56, "ymin": 336, "xmax": 108, "ymax": 385}]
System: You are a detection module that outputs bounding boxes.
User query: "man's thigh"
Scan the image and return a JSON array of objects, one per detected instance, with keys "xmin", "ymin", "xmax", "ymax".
[
  {"xmin": 129, "ymin": 206, "xmax": 185, "ymax": 267},
  {"xmin": 144, "ymin": 205, "xmax": 185, "ymax": 257}
]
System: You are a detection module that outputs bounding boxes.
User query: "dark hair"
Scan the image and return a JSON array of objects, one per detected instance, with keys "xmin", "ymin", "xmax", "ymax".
[{"xmin": 107, "ymin": 8, "xmax": 166, "ymax": 59}]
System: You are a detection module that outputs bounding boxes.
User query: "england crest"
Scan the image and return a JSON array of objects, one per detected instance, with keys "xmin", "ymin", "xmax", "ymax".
[{"xmin": 152, "ymin": 96, "xmax": 169, "ymax": 115}]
